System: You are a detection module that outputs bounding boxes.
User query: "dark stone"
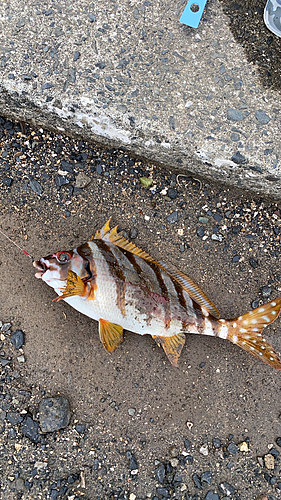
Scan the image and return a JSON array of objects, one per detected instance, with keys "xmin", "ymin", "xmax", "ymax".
[
  {"xmin": 75, "ymin": 424, "xmax": 86, "ymax": 434},
  {"xmin": 167, "ymin": 211, "xmax": 178, "ymax": 224},
  {"xmin": 0, "ymin": 357, "xmax": 10, "ymax": 366},
  {"xmin": 96, "ymin": 164, "xmax": 103, "ymax": 174},
  {"xmin": 156, "ymin": 488, "xmax": 169, "ymax": 497},
  {"xmin": 2, "ymin": 177, "xmax": 12, "ymax": 187},
  {"xmin": 61, "ymin": 160, "xmax": 74, "ymax": 173},
  {"xmin": 41, "ymin": 83, "xmax": 54, "ymax": 90},
  {"xmin": 130, "ymin": 228, "xmax": 138, "ymax": 239},
  {"xmin": 73, "ymin": 51, "xmax": 81, "ymax": 62},
  {"xmin": 219, "ymin": 482, "xmax": 235, "ymax": 496},
  {"xmin": 249, "ymin": 165, "xmax": 263, "ymax": 174},
  {"xmin": 261, "ymin": 285, "xmax": 272, "ymax": 298},
  {"xmin": 227, "ymin": 108, "xmax": 244, "ymax": 121},
  {"xmin": 269, "ymin": 448, "xmax": 280, "ymax": 457},
  {"xmin": 29, "ymin": 179, "xmax": 43, "ymax": 195},
  {"xmin": 88, "ymin": 13, "xmax": 96, "ymax": 22},
  {"xmin": 155, "ymin": 464, "xmax": 165, "ymax": 484},
  {"xmin": 205, "ymin": 491, "xmax": 220, "ymax": 500},
  {"xmin": 231, "ymin": 152, "xmax": 246, "ymax": 164},
  {"xmin": 21, "ymin": 415, "xmax": 40, "ymax": 443},
  {"xmin": 184, "ymin": 438, "xmax": 190, "ymax": 450},
  {"xmin": 232, "ymin": 225, "xmax": 242, "ymax": 234},
  {"xmin": 192, "ymin": 473, "xmax": 202, "ymax": 489},
  {"xmin": 38, "ymin": 397, "xmax": 71, "ymax": 432},
  {"xmin": 68, "ymin": 68, "xmax": 76, "ymax": 83},
  {"xmin": 95, "ymin": 61, "xmax": 106, "ymax": 69},
  {"xmin": 255, "ymin": 110, "xmax": 270, "ymax": 124},
  {"xmin": 183, "ymin": 455, "xmax": 193, "ymax": 464},
  {"xmin": 55, "ymin": 176, "xmax": 68, "ymax": 187},
  {"xmin": 11, "ymin": 330, "xmax": 25, "ymax": 349},
  {"xmin": 167, "ymin": 187, "xmax": 177, "ymax": 199},
  {"xmin": 276, "ymin": 437, "xmax": 281, "ymax": 447},
  {"xmin": 201, "ymin": 471, "xmax": 212, "ymax": 484},
  {"xmin": 7, "ymin": 412, "xmax": 23, "ymax": 424},
  {"xmin": 213, "ymin": 213, "xmax": 222, "ymax": 222},
  {"xmin": 128, "ymin": 454, "xmax": 138, "ymax": 470},
  {"xmin": 213, "ymin": 438, "xmax": 221, "ymax": 449},
  {"xmin": 232, "ymin": 255, "xmax": 240, "ymax": 263},
  {"xmin": 50, "ymin": 490, "xmax": 59, "ymax": 500},
  {"xmin": 4, "ymin": 121, "xmax": 13, "ymax": 130},
  {"xmin": 249, "ymin": 258, "xmax": 258, "ymax": 269},
  {"xmin": 173, "ymin": 473, "xmax": 182, "ymax": 485},
  {"xmin": 251, "ymin": 300, "xmax": 259, "ymax": 309},
  {"xmin": 197, "ymin": 227, "xmax": 205, "ymax": 238},
  {"xmin": 227, "ymin": 443, "xmax": 239, "ymax": 455}
]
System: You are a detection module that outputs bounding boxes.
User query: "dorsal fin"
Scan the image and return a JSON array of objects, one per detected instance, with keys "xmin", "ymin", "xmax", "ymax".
[{"xmin": 93, "ymin": 220, "xmax": 220, "ymax": 319}]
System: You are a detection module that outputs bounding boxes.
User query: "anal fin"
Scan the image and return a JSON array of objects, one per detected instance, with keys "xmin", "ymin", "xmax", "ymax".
[
  {"xmin": 152, "ymin": 333, "xmax": 185, "ymax": 367},
  {"xmin": 99, "ymin": 319, "xmax": 124, "ymax": 353}
]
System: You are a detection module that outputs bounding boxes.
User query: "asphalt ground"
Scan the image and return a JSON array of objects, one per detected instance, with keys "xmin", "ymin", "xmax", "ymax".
[{"xmin": 1, "ymin": 117, "xmax": 281, "ymax": 499}]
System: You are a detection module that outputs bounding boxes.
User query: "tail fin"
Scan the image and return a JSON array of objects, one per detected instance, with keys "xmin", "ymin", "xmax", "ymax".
[{"xmin": 225, "ymin": 298, "xmax": 281, "ymax": 370}]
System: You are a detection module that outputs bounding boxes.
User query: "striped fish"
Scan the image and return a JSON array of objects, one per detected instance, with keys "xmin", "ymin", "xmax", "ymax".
[{"xmin": 33, "ymin": 220, "xmax": 281, "ymax": 370}]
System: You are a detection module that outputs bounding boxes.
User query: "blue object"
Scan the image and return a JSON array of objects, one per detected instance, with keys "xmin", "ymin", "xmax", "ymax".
[{"xmin": 180, "ymin": 0, "xmax": 208, "ymax": 28}]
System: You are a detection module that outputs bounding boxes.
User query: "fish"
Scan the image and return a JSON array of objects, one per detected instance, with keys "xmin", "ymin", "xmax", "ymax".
[{"xmin": 33, "ymin": 219, "xmax": 281, "ymax": 370}]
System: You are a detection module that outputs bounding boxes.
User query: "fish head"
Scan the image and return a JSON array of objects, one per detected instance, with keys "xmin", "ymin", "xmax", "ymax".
[{"xmin": 33, "ymin": 248, "xmax": 89, "ymax": 291}]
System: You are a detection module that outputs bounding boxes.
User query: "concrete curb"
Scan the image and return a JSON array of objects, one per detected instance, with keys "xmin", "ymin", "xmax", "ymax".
[{"xmin": 1, "ymin": 0, "xmax": 281, "ymax": 198}]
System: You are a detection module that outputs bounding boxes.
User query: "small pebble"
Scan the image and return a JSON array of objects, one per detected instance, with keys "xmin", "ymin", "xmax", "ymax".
[
  {"xmin": 205, "ymin": 491, "xmax": 219, "ymax": 500},
  {"xmin": 11, "ymin": 330, "xmax": 25, "ymax": 349},
  {"xmin": 170, "ymin": 458, "xmax": 178, "ymax": 467},
  {"xmin": 276, "ymin": 437, "xmax": 281, "ymax": 447},
  {"xmin": 252, "ymin": 300, "xmax": 260, "ymax": 309},
  {"xmin": 167, "ymin": 211, "xmax": 178, "ymax": 224},
  {"xmin": 128, "ymin": 408, "xmax": 136, "ymax": 416},
  {"xmin": 75, "ymin": 173, "xmax": 91, "ymax": 188},
  {"xmin": 227, "ymin": 442, "xmax": 239, "ymax": 455},
  {"xmin": 199, "ymin": 443, "xmax": 209, "ymax": 456},
  {"xmin": 38, "ymin": 397, "xmax": 71, "ymax": 433},
  {"xmin": 238, "ymin": 441, "xmax": 249, "ymax": 452},
  {"xmin": 261, "ymin": 285, "xmax": 272, "ymax": 298},
  {"xmin": 197, "ymin": 227, "xmax": 205, "ymax": 238},
  {"xmin": 201, "ymin": 471, "xmax": 212, "ymax": 484},
  {"xmin": 192, "ymin": 473, "xmax": 202, "ymax": 489},
  {"xmin": 249, "ymin": 258, "xmax": 258, "ymax": 269},
  {"xmin": 155, "ymin": 464, "xmax": 165, "ymax": 484},
  {"xmin": 169, "ymin": 445, "xmax": 178, "ymax": 457},
  {"xmin": 232, "ymin": 255, "xmax": 240, "ymax": 263},
  {"xmin": 167, "ymin": 187, "xmax": 177, "ymax": 199},
  {"xmin": 213, "ymin": 438, "xmax": 221, "ymax": 449},
  {"xmin": 264, "ymin": 453, "xmax": 274, "ymax": 469}
]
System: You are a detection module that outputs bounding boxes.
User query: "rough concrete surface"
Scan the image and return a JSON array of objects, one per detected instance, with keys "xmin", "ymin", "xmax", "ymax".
[{"xmin": 0, "ymin": 0, "xmax": 281, "ymax": 198}]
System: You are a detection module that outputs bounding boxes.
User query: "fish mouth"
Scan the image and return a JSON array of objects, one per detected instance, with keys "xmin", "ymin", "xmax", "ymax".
[{"xmin": 33, "ymin": 259, "xmax": 48, "ymax": 278}]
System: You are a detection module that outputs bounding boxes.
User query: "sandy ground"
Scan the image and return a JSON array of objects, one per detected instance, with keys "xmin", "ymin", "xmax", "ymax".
[{"xmin": 1, "ymin": 119, "xmax": 281, "ymax": 499}]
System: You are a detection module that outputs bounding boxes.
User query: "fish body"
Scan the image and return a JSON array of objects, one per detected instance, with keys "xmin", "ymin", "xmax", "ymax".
[{"xmin": 34, "ymin": 220, "xmax": 281, "ymax": 370}]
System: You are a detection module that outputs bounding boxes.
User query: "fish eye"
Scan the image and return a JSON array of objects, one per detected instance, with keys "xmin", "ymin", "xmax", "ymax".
[{"xmin": 56, "ymin": 251, "xmax": 71, "ymax": 263}]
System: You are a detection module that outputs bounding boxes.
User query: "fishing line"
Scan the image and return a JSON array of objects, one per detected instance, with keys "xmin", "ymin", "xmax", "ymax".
[{"xmin": 0, "ymin": 228, "xmax": 34, "ymax": 260}]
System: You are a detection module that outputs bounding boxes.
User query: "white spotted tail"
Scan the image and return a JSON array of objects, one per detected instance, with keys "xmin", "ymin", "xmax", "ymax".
[{"xmin": 222, "ymin": 298, "xmax": 281, "ymax": 370}]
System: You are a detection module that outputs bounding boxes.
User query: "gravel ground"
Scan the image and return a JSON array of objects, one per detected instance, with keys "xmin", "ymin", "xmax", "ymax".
[{"xmin": 1, "ymin": 117, "xmax": 281, "ymax": 499}]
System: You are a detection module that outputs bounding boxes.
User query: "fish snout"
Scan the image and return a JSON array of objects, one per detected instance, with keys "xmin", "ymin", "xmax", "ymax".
[{"xmin": 33, "ymin": 259, "xmax": 48, "ymax": 278}]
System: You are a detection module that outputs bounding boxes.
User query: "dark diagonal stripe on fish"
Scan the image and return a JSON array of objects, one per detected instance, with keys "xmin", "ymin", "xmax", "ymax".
[
  {"xmin": 94, "ymin": 239, "xmax": 127, "ymax": 316},
  {"xmin": 147, "ymin": 262, "xmax": 171, "ymax": 329}
]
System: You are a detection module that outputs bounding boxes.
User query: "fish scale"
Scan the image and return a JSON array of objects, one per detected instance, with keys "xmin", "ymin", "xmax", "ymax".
[{"xmin": 33, "ymin": 220, "xmax": 281, "ymax": 370}]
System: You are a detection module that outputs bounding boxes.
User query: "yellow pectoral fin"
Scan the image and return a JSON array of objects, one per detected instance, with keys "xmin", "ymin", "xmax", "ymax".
[
  {"xmin": 152, "ymin": 333, "xmax": 186, "ymax": 367},
  {"xmin": 53, "ymin": 270, "xmax": 87, "ymax": 302},
  {"xmin": 99, "ymin": 319, "xmax": 124, "ymax": 353}
]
